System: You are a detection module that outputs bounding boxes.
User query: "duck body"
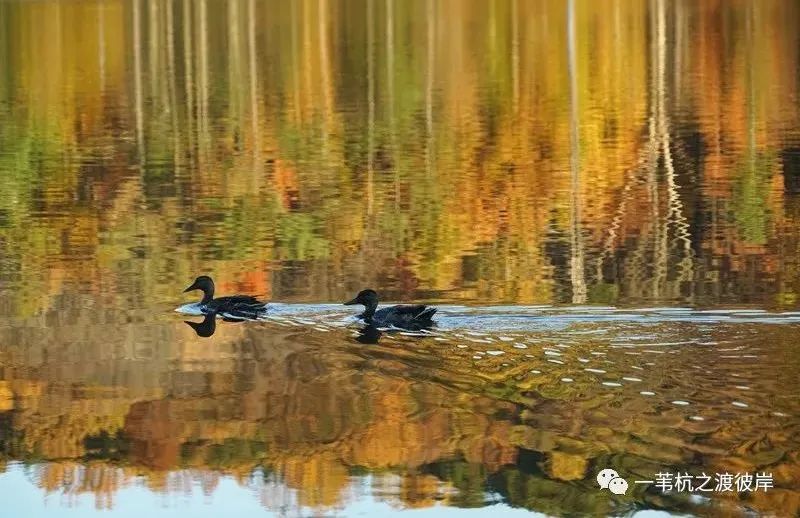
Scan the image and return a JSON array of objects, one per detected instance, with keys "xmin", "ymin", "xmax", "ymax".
[
  {"xmin": 184, "ymin": 276, "xmax": 266, "ymax": 318},
  {"xmin": 202, "ymin": 295, "xmax": 263, "ymax": 314},
  {"xmin": 344, "ymin": 289, "xmax": 436, "ymax": 331},
  {"xmin": 370, "ymin": 304, "xmax": 437, "ymax": 328}
]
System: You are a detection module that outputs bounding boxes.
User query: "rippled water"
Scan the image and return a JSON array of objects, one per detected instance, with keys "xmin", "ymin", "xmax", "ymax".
[
  {"xmin": 1, "ymin": 0, "xmax": 800, "ymax": 516},
  {"xmin": 3, "ymin": 302, "xmax": 800, "ymax": 516}
]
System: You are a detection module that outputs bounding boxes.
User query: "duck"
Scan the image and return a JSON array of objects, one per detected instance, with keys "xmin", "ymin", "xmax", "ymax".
[
  {"xmin": 183, "ymin": 275, "xmax": 266, "ymax": 316},
  {"xmin": 344, "ymin": 289, "xmax": 436, "ymax": 330}
]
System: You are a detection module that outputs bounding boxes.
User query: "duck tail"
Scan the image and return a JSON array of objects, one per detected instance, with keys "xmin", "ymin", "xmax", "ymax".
[{"xmin": 416, "ymin": 306, "xmax": 437, "ymax": 322}]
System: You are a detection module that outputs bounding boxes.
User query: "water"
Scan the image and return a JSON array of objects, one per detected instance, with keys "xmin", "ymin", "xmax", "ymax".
[{"xmin": 1, "ymin": 0, "xmax": 799, "ymax": 516}]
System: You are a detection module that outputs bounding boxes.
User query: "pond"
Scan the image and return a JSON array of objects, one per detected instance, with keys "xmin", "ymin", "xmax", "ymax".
[{"xmin": 0, "ymin": 1, "xmax": 799, "ymax": 516}]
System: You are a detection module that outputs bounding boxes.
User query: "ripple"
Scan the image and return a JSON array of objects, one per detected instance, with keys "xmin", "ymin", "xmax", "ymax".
[{"xmin": 178, "ymin": 303, "xmax": 800, "ymax": 332}]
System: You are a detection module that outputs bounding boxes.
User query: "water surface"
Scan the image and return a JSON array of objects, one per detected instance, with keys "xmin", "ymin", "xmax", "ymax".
[{"xmin": 1, "ymin": 0, "xmax": 800, "ymax": 516}]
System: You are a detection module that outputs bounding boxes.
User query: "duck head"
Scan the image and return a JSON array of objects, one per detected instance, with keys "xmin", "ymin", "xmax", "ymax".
[
  {"xmin": 184, "ymin": 275, "xmax": 215, "ymax": 304},
  {"xmin": 344, "ymin": 289, "xmax": 379, "ymax": 320}
]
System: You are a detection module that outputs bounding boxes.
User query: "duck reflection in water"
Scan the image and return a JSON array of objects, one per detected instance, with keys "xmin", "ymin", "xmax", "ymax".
[
  {"xmin": 184, "ymin": 311, "xmax": 249, "ymax": 338},
  {"xmin": 355, "ymin": 324, "xmax": 383, "ymax": 344}
]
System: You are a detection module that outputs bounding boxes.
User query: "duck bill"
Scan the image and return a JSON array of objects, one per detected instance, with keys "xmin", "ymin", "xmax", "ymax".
[
  {"xmin": 343, "ymin": 298, "xmax": 359, "ymax": 306},
  {"xmin": 183, "ymin": 283, "xmax": 198, "ymax": 293}
]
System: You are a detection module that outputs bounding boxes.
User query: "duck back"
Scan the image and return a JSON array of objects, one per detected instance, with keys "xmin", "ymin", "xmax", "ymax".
[
  {"xmin": 205, "ymin": 295, "xmax": 265, "ymax": 317},
  {"xmin": 374, "ymin": 304, "xmax": 437, "ymax": 330}
]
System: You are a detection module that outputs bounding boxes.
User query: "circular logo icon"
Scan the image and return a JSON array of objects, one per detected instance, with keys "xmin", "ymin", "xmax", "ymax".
[
  {"xmin": 596, "ymin": 468, "xmax": 620, "ymax": 489},
  {"xmin": 608, "ymin": 477, "xmax": 629, "ymax": 495}
]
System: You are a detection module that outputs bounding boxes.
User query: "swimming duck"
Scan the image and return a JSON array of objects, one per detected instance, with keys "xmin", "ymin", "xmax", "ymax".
[
  {"xmin": 183, "ymin": 275, "xmax": 265, "ymax": 316},
  {"xmin": 344, "ymin": 289, "xmax": 436, "ymax": 330}
]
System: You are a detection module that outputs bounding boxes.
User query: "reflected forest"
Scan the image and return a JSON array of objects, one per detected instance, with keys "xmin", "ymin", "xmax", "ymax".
[
  {"xmin": 1, "ymin": 0, "xmax": 799, "ymax": 310},
  {"xmin": 1, "ymin": 0, "xmax": 800, "ymax": 517}
]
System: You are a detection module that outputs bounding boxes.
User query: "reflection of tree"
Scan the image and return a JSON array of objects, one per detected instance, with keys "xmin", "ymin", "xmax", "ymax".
[
  {"xmin": 182, "ymin": 0, "xmax": 195, "ymax": 154},
  {"xmin": 595, "ymin": 0, "xmax": 695, "ymax": 303},
  {"xmin": 567, "ymin": 0, "xmax": 586, "ymax": 304},
  {"xmin": 732, "ymin": 2, "xmax": 774, "ymax": 247},
  {"xmin": 0, "ymin": 0, "xmax": 798, "ymax": 316},
  {"xmin": 133, "ymin": 0, "xmax": 144, "ymax": 164}
]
